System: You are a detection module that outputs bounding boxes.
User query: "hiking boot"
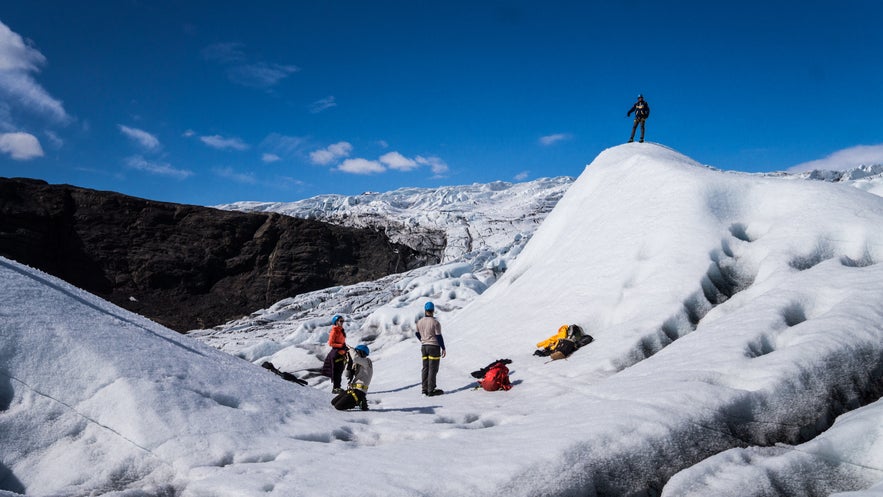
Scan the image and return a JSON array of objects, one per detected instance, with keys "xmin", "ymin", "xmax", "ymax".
[
  {"xmin": 628, "ymin": 139, "xmax": 634, "ymax": 143},
  {"xmin": 332, "ymin": 388, "xmax": 343, "ymax": 394},
  {"xmin": 427, "ymin": 389, "xmax": 444, "ymax": 397},
  {"xmin": 639, "ymin": 139, "xmax": 644, "ymax": 143},
  {"xmin": 360, "ymin": 402, "xmax": 369, "ymax": 411}
]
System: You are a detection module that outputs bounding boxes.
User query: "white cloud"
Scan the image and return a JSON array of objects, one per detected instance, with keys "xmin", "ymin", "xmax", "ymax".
[
  {"xmin": 380, "ymin": 151, "xmax": 418, "ymax": 171},
  {"xmin": 415, "ymin": 155, "xmax": 450, "ymax": 175},
  {"xmin": 310, "ymin": 141, "xmax": 353, "ymax": 165},
  {"xmin": 309, "ymin": 96, "xmax": 337, "ymax": 114},
  {"xmin": 338, "ymin": 158, "xmax": 385, "ymax": 175},
  {"xmin": 539, "ymin": 133, "xmax": 571, "ymax": 146},
  {"xmin": 182, "ymin": 129, "xmax": 196, "ymax": 138},
  {"xmin": 0, "ymin": 132, "xmax": 43, "ymax": 160},
  {"xmin": 214, "ymin": 166, "xmax": 257, "ymax": 184},
  {"xmin": 788, "ymin": 144, "xmax": 883, "ymax": 173},
  {"xmin": 514, "ymin": 171, "xmax": 530, "ymax": 181},
  {"xmin": 124, "ymin": 155, "xmax": 193, "ymax": 179},
  {"xmin": 0, "ymin": 21, "xmax": 69, "ymax": 123},
  {"xmin": 200, "ymin": 134, "xmax": 249, "ymax": 151},
  {"xmin": 262, "ymin": 153, "xmax": 281, "ymax": 163},
  {"xmin": 119, "ymin": 125, "xmax": 160, "ymax": 151}
]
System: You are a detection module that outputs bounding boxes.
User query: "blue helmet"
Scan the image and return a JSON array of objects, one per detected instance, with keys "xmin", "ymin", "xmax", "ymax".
[
  {"xmin": 424, "ymin": 301, "xmax": 435, "ymax": 312},
  {"xmin": 354, "ymin": 344, "xmax": 370, "ymax": 356},
  {"xmin": 332, "ymin": 314, "xmax": 342, "ymax": 325}
]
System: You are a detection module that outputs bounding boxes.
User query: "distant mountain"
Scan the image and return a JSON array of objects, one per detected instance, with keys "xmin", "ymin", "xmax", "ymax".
[
  {"xmin": 217, "ymin": 177, "xmax": 574, "ymax": 263},
  {"xmin": 0, "ymin": 177, "xmax": 429, "ymax": 331}
]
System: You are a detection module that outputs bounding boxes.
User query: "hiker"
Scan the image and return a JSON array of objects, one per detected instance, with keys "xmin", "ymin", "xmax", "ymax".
[
  {"xmin": 331, "ymin": 344, "xmax": 373, "ymax": 411},
  {"xmin": 626, "ymin": 94, "xmax": 650, "ymax": 143},
  {"xmin": 534, "ymin": 324, "xmax": 593, "ymax": 360},
  {"xmin": 416, "ymin": 301, "xmax": 446, "ymax": 396},
  {"xmin": 322, "ymin": 314, "xmax": 349, "ymax": 393},
  {"xmin": 471, "ymin": 359, "xmax": 513, "ymax": 391}
]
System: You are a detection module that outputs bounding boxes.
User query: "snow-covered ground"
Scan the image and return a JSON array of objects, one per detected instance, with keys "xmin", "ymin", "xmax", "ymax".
[{"xmin": 3, "ymin": 143, "xmax": 883, "ymax": 496}]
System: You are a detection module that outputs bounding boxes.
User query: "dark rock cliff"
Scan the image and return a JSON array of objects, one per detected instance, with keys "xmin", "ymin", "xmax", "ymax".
[{"xmin": 0, "ymin": 178, "xmax": 432, "ymax": 332}]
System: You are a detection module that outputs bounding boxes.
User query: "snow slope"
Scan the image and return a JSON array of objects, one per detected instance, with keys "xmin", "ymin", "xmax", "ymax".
[{"xmin": 3, "ymin": 143, "xmax": 883, "ymax": 496}]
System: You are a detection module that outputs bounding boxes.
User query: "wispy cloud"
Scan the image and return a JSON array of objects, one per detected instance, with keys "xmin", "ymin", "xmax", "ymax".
[
  {"xmin": 338, "ymin": 158, "xmax": 385, "ymax": 175},
  {"xmin": 415, "ymin": 155, "xmax": 449, "ymax": 176},
  {"xmin": 262, "ymin": 153, "xmax": 281, "ymax": 163},
  {"xmin": 788, "ymin": 144, "xmax": 883, "ymax": 172},
  {"xmin": 201, "ymin": 42, "xmax": 246, "ymax": 64},
  {"xmin": 309, "ymin": 96, "xmax": 337, "ymax": 114},
  {"xmin": 202, "ymin": 42, "xmax": 298, "ymax": 90},
  {"xmin": 0, "ymin": 21, "xmax": 69, "ymax": 125},
  {"xmin": 539, "ymin": 133, "xmax": 572, "ymax": 146},
  {"xmin": 310, "ymin": 141, "xmax": 352, "ymax": 165},
  {"xmin": 514, "ymin": 171, "xmax": 529, "ymax": 181},
  {"xmin": 261, "ymin": 133, "xmax": 310, "ymax": 161},
  {"xmin": 119, "ymin": 125, "xmax": 160, "ymax": 151},
  {"xmin": 213, "ymin": 166, "xmax": 257, "ymax": 184},
  {"xmin": 0, "ymin": 132, "xmax": 43, "ymax": 160},
  {"xmin": 125, "ymin": 156, "xmax": 193, "ymax": 179},
  {"xmin": 200, "ymin": 134, "xmax": 249, "ymax": 151},
  {"xmin": 380, "ymin": 151, "xmax": 418, "ymax": 171}
]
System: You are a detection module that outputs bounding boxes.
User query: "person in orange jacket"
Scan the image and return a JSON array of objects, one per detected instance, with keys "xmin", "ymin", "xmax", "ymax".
[{"xmin": 322, "ymin": 314, "xmax": 349, "ymax": 393}]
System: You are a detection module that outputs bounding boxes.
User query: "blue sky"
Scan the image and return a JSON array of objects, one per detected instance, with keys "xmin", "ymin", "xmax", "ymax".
[{"xmin": 1, "ymin": 1, "xmax": 882, "ymax": 206}]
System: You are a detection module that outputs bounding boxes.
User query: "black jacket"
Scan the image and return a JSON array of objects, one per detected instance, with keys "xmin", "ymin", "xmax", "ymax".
[{"xmin": 628, "ymin": 99, "xmax": 650, "ymax": 119}]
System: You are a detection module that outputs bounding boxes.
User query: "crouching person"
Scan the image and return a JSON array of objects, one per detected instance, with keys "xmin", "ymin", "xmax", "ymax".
[{"xmin": 331, "ymin": 344, "xmax": 373, "ymax": 411}]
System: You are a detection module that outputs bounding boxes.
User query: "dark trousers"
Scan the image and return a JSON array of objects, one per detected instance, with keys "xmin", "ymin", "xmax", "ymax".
[
  {"xmin": 630, "ymin": 117, "xmax": 646, "ymax": 142},
  {"xmin": 331, "ymin": 351, "xmax": 346, "ymax": 389},
  {"xmin": 421, "ymin": 344, "xmax": 441, "ymax": 394},
  {"xmin": 332, "ymin": 388, "xmax": 366, "ymax": 410}
]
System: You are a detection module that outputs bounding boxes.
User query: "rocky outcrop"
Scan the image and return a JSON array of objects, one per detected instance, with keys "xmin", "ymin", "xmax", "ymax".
[{"xmin": 0, "ymin": 178, "xmax": 432, "ymax": 332}]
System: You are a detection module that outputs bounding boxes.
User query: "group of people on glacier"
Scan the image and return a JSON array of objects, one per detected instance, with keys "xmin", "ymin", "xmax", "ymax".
[
  {"xmin": 321, "ymin": 302, "xmax": 593, "ymax": 410},
  {"xmin": 324, "ymin": 301, "xmax": 446, "ymax": 410},
  {"xmin": 315, "ymin": 95, "xmax": 649, "ymax": 409}
]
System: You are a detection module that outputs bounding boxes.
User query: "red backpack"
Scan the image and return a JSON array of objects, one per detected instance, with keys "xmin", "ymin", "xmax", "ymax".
[{"xmin": 477, "ymin": 361, "xmax": 512, "ymax": 391}]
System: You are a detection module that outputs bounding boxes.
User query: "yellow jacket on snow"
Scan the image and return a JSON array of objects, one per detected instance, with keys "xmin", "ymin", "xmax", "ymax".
[{"xmin": 536, "ymin": 325, "xmax": 570, "ymax": 350}]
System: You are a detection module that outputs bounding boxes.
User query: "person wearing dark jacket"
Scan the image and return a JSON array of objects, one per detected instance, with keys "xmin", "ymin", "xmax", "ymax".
[
  {"xmin": 627, "ymin": 94, "xmax": 650, "ymax": 143},
  {"xmin": 416, "ymin": 301, "xmax": 445, "ymax": 396}
]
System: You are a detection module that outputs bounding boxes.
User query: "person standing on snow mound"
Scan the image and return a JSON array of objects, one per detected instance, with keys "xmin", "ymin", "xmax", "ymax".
[
  {"xmin": 416, "ymin": 301, "xmax": 446, "ymax": 396},
  {"xmin": 323, "ymin": 314, "xmax": 348, "ymax": 394},
  {"xmin": 627, "ymin": 94, "xmax": 650, "ymax": 143}
]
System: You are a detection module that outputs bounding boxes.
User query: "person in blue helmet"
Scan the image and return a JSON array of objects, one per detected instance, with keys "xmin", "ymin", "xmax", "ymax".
[
  {"xmin": 416, "ymin": 301, "xmax": 446, "ymax": 396},
  {"xmin": 627, "ymin": 94, "xmax": 650, "ymax": 143},
  {"xmin": 331, "ymin": 344, "xmax": 373, "ymax": 411}
]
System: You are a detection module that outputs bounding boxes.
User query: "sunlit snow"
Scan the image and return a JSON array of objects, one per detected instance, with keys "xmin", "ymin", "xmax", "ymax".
[{"xmin": 2, "ymin": 143, "xmax": 883, "ymax": 496}]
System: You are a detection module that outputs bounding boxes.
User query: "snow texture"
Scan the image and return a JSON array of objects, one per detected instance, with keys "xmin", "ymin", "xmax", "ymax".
[{"xmin": 3, "ymin": 143, "xmax": 883, "ymax": 496}]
